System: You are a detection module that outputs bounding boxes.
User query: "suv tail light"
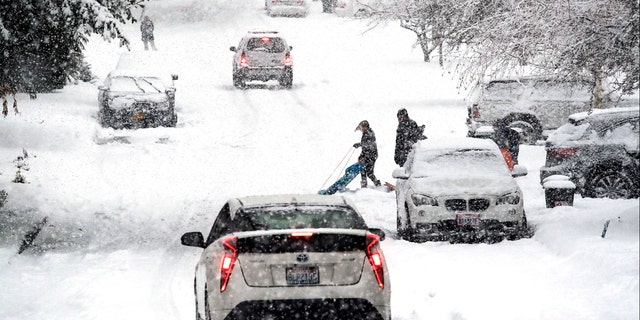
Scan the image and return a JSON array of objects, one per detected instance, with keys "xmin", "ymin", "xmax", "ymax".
[
  {"xmin": 284, "ymin": 52, "xmax": 292, "ymax": 66},
  {"xmin": 240, "ymin": 53, "xmax": 248, "ymax": 67},
  {"xmin": 549, "ymin": 147, "xmax": 579, "ymax": 159},
  {"xmin": 220, "ymin": 236, "xmax": 237, "ymax": 292},
  {"xmin": 365, "ymin": 233, "xmax": 384, "ymax": 289}
]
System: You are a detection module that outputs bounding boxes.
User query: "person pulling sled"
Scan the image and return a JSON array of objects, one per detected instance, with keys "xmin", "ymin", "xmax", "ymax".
[{"xmin": 353, "ymin": 120, "xmax": 381, "ymax": 188}]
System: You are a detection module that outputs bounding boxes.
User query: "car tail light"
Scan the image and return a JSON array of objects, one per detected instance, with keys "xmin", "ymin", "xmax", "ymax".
[
  {"xmin": 240, "ymin": 53, "xmax": 248, "ymax": 67},
  {"xmin": 471, "ymin": 103, "xmax": 480, "ymax": 119},
  {"xmin": 290, "ymin": 231, "xmax": 314, "ymax": 238},
  {"xmin": 260, "ymin": 36, "xmax": 270, "ymax": 43},
  {"xmin": 549, "ymin": 147, "xmax": 579, "ymax": 159},
  {"xmin": 220, "ymin": 236, "xmax": 237, "ymax": 292},
  {"xmin": 284, "ymin": 52, "xmax": 292, "ymax": 66},
  {"xmin": 365, "ymin": 233, "xmax": 384, "ymax": 289}
]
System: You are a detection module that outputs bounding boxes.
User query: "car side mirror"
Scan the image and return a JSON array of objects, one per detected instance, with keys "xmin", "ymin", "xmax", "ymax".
[
  {"xmin": 511, "ymin": 165, "xmax": 528, "ymax": 177},
  {"xmin": 289, "ymin": 46, "xmax": 293, "ymax": 51},
  {"xmin": 171, "ymin": 74, "xmax": 179, "ymax": 81},
  {"xmin": 392, "ymin": 168, "xmax": 409, "ymax": 179},
  {"xmin": 368, "ymin": 228, "xmax": 386, "ymax": 241},
  {"xmin": 181, "ymin": 232, "xmax": 205, "ymax": 248},
  {"xmin": 230, "ymin": 46, "xmax": 236, "ymax": 52}
]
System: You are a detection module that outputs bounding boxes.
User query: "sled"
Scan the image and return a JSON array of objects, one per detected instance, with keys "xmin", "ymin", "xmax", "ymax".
[{"xmin": 318, "ymin": 162, "xmax": 365, "ymax": 195}]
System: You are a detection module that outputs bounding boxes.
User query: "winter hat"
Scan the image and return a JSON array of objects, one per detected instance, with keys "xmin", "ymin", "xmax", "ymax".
[
  {"xmin": 397, "ymin": 108, "xmax": 408, "ymax": 117},
  {"xmin": 355, "ymin": 120, "xmax": 369, "ymax": 132}
]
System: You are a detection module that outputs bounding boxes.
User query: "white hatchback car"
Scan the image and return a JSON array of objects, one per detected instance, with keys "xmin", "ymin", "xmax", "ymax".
[
  {"xmin": 181, "ymin": 194, "xmax": 391, "ymax": 320},
  {"xmin": 393, "ymin": 137, "xmax": 528, "ymax": 243},
  {"xmin": 265, "ymin": 0, "xmax": 310, "ymax": 17}
]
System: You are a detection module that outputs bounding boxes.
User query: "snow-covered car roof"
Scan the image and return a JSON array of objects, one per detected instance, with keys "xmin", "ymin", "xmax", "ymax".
[
  {"xmin": 112, "ymin": 51, "xmax": 177, "ymax": 81},
  {"xmin": 568, "ymin": 106, "xmax": 639, "ymax": 123}
]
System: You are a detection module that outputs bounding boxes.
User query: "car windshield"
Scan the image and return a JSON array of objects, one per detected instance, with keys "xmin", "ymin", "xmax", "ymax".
[
  {"xmin": 483, "ymin": 80, "xmax": 527, "ymax": 99},
  {"xmin": 411, "ymin": 149, "xmax": 510, "ymax": 177},
  {"xmin": 110, "ymin": 76, "xmax": 166, "ymax": 93},
  {"xmin": 246, "ymin": 37, "xmax": 286, "ymax": 53},
  {"xmin": 234, "ymin": 205, "xmax": 367, "ymax": 231}
]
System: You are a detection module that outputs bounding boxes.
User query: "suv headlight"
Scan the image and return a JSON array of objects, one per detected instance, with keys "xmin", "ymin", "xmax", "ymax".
[
  {"xmin": 496, "ymin": 192, "xmax": 520, "ymax": 205},
  {"xmin": 411, "ymin": 194, "xmax": 438, "ymax": 206}
]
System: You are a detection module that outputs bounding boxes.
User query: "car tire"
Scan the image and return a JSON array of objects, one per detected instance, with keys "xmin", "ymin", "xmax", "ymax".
[
  {"xmin": 586, "ymin": 168, "xmax": 635, "ymax": 199},
  {"xmin": 280, "ymin": 68, "xmax": 293, "ymax": 88},
  {"xmin": 505, "ymin": 115, "xmax": 541, "ymax": 145},
  {"xmin": 233, "ymin": 73, "xmax": 245, "ymax": 89}
]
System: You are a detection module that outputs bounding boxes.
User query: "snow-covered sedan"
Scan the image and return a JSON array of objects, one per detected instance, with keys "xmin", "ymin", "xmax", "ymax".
[
  {"xmin": 265, "ymin": 0, "xmax": 310, "ymax": 17},
  {"xmin": 98, "ymin": 52, "xmax": 178, "ymax": 129},
  {"xmin": 181, "ymin": 194, "xmax": 391, "ymax": 320},
  {"xmin": 393, "ymin": 137, "xmax": 528, "ymax": 243}
]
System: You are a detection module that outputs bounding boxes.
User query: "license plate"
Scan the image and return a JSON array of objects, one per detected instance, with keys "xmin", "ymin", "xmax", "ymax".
[
  {"xmin": 133, "ymin": 112, "xmax": 145, "ymax": 120},
  {"xmin": 456, "ymin": 214, "xmax": 480, "ymax": 226},
  {"xmin": 286, "ymin": 266, "xmax": 319, "ymax": 285}
]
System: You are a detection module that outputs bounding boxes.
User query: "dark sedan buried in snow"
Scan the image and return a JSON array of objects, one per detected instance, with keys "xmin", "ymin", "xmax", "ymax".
[{"xmin": 98, "ymin": 52, "xmax": 178, "ymax": 129}]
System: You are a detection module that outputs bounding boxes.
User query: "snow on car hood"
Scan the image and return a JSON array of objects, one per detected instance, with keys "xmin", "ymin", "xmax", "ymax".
[
  {"xmin": 108, "ymin": 93, "xmax": 170, "ymax": 110},
  {"xmin": 409, "ymin": 174, "xmax": 519, "ymax": 197}
]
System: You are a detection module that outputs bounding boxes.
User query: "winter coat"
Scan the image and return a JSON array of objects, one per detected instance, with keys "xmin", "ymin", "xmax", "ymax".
[
  {"xmin": 141, "ymin": 19, "xmax": 155, "ymax": 41},
  {"xmin": 494, "ymin": 125, "xmax": 519, "ymax": 152},
  {"xmin": 394, "ymin": 118, "xmax": 424, "ymax": 166},
  {"xmin": 358, "ymin": 128, "xmax": 378, "ymax": 162}
]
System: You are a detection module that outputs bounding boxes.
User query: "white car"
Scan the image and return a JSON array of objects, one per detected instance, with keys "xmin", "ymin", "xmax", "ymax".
[
  {"xmin": 181, "ymin": 194, "xmax": 391, "ymax": 320},
  {"xmin": 393, "ymin": 137, "xmax": 528, "ymax": 243},
  {"xmin": 265, "ymin": 0, "xmax": 310, "ymax": 17},
  {"xmin": 230, "ymin": 31, "xmax": 293, "ymax": 89}
]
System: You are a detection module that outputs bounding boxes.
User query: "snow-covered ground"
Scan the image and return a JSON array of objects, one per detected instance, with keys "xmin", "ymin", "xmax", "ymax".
[{"xmin": 0, "ymin": 0, "xmax": 638, "ymax": 319}]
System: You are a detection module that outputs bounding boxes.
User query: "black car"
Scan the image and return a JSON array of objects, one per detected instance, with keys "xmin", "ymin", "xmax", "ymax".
[
  {"xmin": 98, "ymin": 53, "xmax": 178, "ymax": 129},
  {"xmin": 540, "ymin": 107, "xmax": 639, "ymax": 199}
]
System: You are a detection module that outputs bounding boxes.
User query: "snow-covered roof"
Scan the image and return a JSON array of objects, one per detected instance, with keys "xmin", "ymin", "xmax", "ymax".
[
  {"xmin": 568, "ymin": 106, "xmax": 639, "ymax": 123},
  {"xmin": 114, "ymin": 51, "xmax": 177, "ymax": 79}
]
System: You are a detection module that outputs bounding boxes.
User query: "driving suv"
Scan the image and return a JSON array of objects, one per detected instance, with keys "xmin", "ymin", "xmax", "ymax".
[
  {"xmin": 230, "ymin": 31, "xmax": 293, "ymax": 89},
  {"xmin": 181, "ymin": 194, "xmax": 391, "ymax": 320},
  {"xmin": 392, "ymin": 137, "xmax": 528, "ymax": 243},
  {"xmin": 540, "ymin": 107, "xmax": 639, "ymax": 199}
]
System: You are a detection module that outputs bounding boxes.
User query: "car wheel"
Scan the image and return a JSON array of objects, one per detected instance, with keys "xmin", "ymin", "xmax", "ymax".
[
  {"xmin": 233, "ymin": 73, "xmax": 245, "ymax": 89},
  {"xmin": 589, "ymin": 169, "xmax": 635, "ymax": 199},
  {"xmin": 508, "ymin": 119, "xmax": 540, "ymax": 145},
  {"xmin": 280, "ymin": 68, "xmax": 293, "ymax": 88}
]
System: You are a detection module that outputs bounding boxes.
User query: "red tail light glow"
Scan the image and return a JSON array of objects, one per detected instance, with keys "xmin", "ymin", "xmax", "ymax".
[
  {"xmin": 365, "ymin": 233, "xmax": 385, "ymax": 289},
  {"xmin": 240, "ymin": 53, "xmax": 248, "ymax": 67},
  {"xmin": 290, "ymin": 231, "xmax": 314, "ymax": 238},
  {"xmin": 220, "ymin": 236, "xmax": 237, "ymax": 292},
  {"xmin": 549, "ymin": 147, "xmax": 579, "ymax": 158},
  {"xmin": 284, "ymin": 52, "xmax": 292, "ymax": 66},
  {"xmin": 260, "ymin": 37, "xmax": 270, "ymax": 43}
]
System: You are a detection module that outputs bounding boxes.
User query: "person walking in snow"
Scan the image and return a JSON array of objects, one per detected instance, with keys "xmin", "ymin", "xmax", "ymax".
[
  {"xmin": 493, "ymin": 119, "xmax": 520, "ymax": 168},
  {"xmin": 394, "ymin": 108, "xmax": 425, "ymax": 167},
  {"xmin": 353, "ymin": 120, "xmax": 381, "ymax": 188},
  {"xmin": 140, "ymin": 16, "xmax": 157, "ymax": 51}
]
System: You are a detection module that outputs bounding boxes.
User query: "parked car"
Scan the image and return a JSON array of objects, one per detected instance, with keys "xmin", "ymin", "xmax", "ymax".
[
  {"xmin": 540, "ymin": 107, "xmax": 639, "ymax": 199},
  {"xmin": 98, "ymin": 52, "xmax": 178, "ymax": 129},
  {"xmin": 230, "ymin": 31, "xmax": 293, "ymax": 89},
  {"xmin": 466, "ymin": 76, "xmax": 594, "ymax": 144},
  {"xmin": 181, "ymin": 194, "xmax": 391, "ymax": 320},
  {"xmin": 265, "ymin": 0, "xmax": 310, "ymax": 17},
  {"xmin": 334, "ymin": 0, "xmax": 373, "ymax": 17},
  {"xmin": 392, "ymin": 137, "xmax": 528, "ymax": 243}
]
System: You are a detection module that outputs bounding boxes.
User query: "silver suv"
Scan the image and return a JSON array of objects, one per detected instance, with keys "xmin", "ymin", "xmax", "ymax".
[
  {"xmin": 181, "ymin": 194, "xmax": 391, "ymax": 320},
  {"xmin": 230, "ymin": 31, "xmax": 293, "ymax": 89}
]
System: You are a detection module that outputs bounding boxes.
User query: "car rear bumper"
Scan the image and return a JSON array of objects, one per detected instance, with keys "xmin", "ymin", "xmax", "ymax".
[
  {"xmin": 100, "ymin": 106, "xmax": 176, "ymax": 129},
  {"xmin": 268, "ymin": 5, "xmax": 309, "ymax": 16},
  {"xmin": 237, "ymin": 67, "xmax": 290, "ymax": 82},
  {"xmin": 221, "ymin": 298, "xmax": 389, "ymax": 320},
  {"xmin": 209, "ymin": 267, "xmax": 390, "ymax": 320}
]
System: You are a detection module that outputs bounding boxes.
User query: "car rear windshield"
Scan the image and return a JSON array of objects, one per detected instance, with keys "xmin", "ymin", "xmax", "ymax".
[
  {"xmin": 233, "ymin": 205, "xmax": 367, "ymax": 231},
  {"xmin": 246, "ymin": 37, "xmax": 287, "ymax": 53}
]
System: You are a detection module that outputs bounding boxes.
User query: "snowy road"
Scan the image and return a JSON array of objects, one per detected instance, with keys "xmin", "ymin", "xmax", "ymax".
[{"xmin": 0, "ymin": 1, "xmax": 637, "ymax": 320}]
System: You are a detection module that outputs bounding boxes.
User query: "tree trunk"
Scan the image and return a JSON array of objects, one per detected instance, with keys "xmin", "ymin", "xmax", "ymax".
[{"xmin": 592, "ymin": 70, "xmax": 604, "ymax": 109}]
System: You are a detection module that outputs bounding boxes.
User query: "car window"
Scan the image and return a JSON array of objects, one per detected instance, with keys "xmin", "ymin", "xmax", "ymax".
[
  {"xmin": 232, "ymin": 205, "xmax": 367, "ymax": 231},
  {"xmin": 412, "ymin": 149, "xmax": 510, "ymax": 176},
  {"xmin": 529, "ymin": 80, "xmax": 591, "ymax": 100},
  {"xmin": 206, "ymin": 204, "xmax": 232, "ymax": 244},
  {"xmin": 484, "ymin": 80, "xmax": 526, "ymax": 100},
  {"xmin": 246, "ymin": 37, "xmax": 286, "ymax": 53}
]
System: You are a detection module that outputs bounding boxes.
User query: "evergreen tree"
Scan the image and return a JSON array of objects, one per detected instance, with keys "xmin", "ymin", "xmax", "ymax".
[{"xmin": 0, "ymin": 0, "xmax": 144, "ymax": 116}]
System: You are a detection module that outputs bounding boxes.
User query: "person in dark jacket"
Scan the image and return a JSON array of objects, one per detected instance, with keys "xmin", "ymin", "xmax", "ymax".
[
  {"xmin": 353, "ymin": 120, "xmax": 381, "ymax": 188},
  {"xmin": 394, "ymin": 108, "xmax": 425, "ymax": 167},
  {"xmin": 493, "ymin": 119, "xmax": 520, "ymax": 165},
  {"xmin": 140, "ymin": 16, "xmax": 157, "ymax": 51}
]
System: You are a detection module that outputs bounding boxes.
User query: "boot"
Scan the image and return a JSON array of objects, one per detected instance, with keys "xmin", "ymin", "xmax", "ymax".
[
  {"xmin": 361, "ymin": 180, "xmax": 367, "ymax": 188},
  {"xmin": 374, "ymin": 180, "xmax": 381, "ymax": 187}
]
